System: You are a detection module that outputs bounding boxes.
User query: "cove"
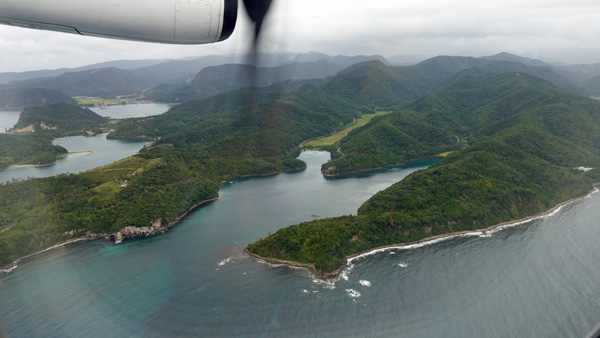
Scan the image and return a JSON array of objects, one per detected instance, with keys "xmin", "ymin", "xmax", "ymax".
[
  {"xmin": 0, "ymin": 109, "xmax": 21, "ymax": 133},
  {"xmin": 0, "ymin": 134, "xmax": 146, "ymax": 183},
  {"xmin": 89, "ymin": 103, "xmax": 172, "ymax": 119},
  {"xmin": 1, "ymin": 151, "xmax": 600, "ymax": 337}
]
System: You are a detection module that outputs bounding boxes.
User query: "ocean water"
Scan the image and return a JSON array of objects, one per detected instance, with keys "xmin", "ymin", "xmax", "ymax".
[{"xmin": 1, "ymin": 151, "xmax": 600, "ymax": 337}]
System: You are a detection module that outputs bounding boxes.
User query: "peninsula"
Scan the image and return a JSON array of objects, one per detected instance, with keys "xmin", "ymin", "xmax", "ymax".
[
  {"xmin": 3, "ymin": 56, "xmax": 600, "ymax": 275},
  {"xmin": 247, "ymin": 72, "xmax": 600, "ymax": 276}
]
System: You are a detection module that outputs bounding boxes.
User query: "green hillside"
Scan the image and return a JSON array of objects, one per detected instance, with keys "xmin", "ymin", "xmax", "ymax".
[
  {"xmin": 0, "ymin": 81, "xmax": 366, "ymax": 267},
  {"xmin": 247, "ymin": 73, "xmax": 600, "ymax": 275},
  {"xmin": 145, "ymin": 60, "xmax": 349, "ymax": 103},
  {"xmin": 9, "ymin": 68, "xmax": 151, "ymax": 98},
  {"xmin": 13, "ymin": 103, "xmax": 109, "ymax": 136},
  {"xmin": 0, "ymin": 87, "xmax": 76, "ymax": 109},
  {"xmin": 1, "ymin": 55, "xmax": 598, "ymax": 272},
  {"xmin": 322, "ymin": 72, "xmax": 589, "ymax": 175},
  {"xmin": 0, "ymin": 134, "xmax": 68, "ymax": 170}
]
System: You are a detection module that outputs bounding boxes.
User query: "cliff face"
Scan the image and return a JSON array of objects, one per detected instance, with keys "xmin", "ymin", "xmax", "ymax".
[{"xmin": 113, "ymin": 219, "xmax": 164, "ymax": 244}]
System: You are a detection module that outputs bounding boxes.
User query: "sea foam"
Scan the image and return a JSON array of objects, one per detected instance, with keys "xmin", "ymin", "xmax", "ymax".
[
  {"xmin": 359, "ymin": 280, "xmax": 371, "ymax": 287},
  {"xmin": 217, "ymin": 257, "xmax": 233, "ymax": 266},
  {"xmin": 346, "ymin": 289, "xmax": 361, "ymax": 298},
  {"xmin": 0, "ymin": 265, "xmax": 17, "ymax": 273}
]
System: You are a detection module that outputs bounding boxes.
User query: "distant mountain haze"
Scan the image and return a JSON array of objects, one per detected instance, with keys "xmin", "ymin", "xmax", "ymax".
[{"xmin": 0, "ymin": 51, "xmax": 599, "ymax": 103}]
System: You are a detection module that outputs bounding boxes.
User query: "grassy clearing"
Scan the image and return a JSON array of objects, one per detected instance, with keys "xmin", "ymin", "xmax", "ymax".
[
  {"xmin": 74, "ymin": 96, "xmax": 126, "ymax": 105},
  {"xmin": 304, "ymin": 111, "xmax": 392, "ymax": 148},
  {"xmin": 437, "ymin": 151, "xmax": 456, "ymax": 157},
  {"xmin": 81, "ymin": 156, "xmax": 149, "ymax": 182}
]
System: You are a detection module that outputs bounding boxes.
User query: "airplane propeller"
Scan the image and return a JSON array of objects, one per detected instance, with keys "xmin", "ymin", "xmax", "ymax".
[{"xmin": 243, "ymin": 0, "xmax": 274, "ymax": 44}]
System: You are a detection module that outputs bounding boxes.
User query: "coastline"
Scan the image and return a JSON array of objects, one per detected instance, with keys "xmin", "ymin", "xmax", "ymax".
[
  {"xmin": 247, "ymin": 184, "xmax": 600, "ymax": 281},
  {"xmin": 0, "ymin": 235, "xmax": 105, "ymax": 273},
  {"xmin": 4, "ymin": 151, "xmax": 94, "ymax": 169},
  {"xmin": 0, "ymin": 165, "xmax": 306, "ymax": 273},
  {"xmin": 244, "ymin": 249, "xmax": 343, "ymax": 280},
  {"xmin": 110, "ymin": 197, "xmax": 220, "ymax": 244},
  {"xmin": 0, "ymin": 197, "xmax": 220, "ymax": 272},
  {"xmin": 8, "ymin": 161, "xmax": 62, "ymax": 169},
  {"xmin": 322, "ymin": 155, "xmax": 441, "ymax": 178}
]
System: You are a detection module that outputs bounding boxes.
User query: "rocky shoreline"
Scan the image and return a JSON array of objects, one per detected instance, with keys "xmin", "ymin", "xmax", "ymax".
[
  {"xmin": 0, "ymin": 197, "xmax": 220, "ymax": 272},
  {"xmin": 244, "ymin": 249, "xmax": 343, "ymax": 280},
  {"xmin": 0, "ymin": 165, "xmax": 307, "ymax": 272},
  {"xmin": 111, "ymin": 197, "xmax": 220, "ymax": 244},
  {"xmin": 247, "ymin": 184, "xmax": 600, "ymax": 281}
]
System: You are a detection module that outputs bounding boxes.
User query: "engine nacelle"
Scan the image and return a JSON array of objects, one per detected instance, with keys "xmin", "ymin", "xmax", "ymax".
[{"xmin": 0, "ymin": 0, "xmax": 237, "ymax": 44}]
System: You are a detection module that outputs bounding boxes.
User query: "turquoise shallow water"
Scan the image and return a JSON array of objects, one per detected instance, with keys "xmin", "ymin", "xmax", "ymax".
[{"xmin": 1, "ymin": 151, "xmax": 600, "ymax": 337}]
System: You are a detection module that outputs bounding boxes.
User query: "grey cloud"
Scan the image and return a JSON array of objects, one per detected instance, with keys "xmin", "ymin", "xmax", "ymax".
[{"xmin": 2, "ymin": 0, "xmax": 600, "ymax": 72}]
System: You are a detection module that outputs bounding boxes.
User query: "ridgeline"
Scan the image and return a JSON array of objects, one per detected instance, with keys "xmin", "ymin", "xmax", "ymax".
[
  {"xmin": 247, "ymin": 72, "xmax": 600, "ymax": 276},
  {"xmin": 12, "ymin": 103, "xmax": 109, "ymax": 136},
  {"xmin": 2, "ymin": 55, "xmax": 600, "ymax": 274}
]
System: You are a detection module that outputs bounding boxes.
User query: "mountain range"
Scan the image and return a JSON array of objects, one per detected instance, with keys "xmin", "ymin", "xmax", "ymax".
[
  {"xmin": 2, "ymin": 51, "xmax": 600, "ymax": 274},
  {"xmin": 3, "ymin": 51, "xmax": 600, "ymax": 106}
]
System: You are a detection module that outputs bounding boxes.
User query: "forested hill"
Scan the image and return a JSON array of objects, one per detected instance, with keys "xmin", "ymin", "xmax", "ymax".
[
  {"xmin": 112, "ymin": 56, "xmax": 587, "ymax": 143},
  {"xmin": 144, "ymin": 53, "xmax": 586, "ymax": 106},
  {"xmin": 328, "ymin": 56, "xmax": 586, "ymax": 106},
  {"xmin": 1, "ymin": 53, "xmax": 599, "ymax": 270},
  {"xmin": 0, "ymin": 75, "xmax": 367, "ymax": 267},
  {"xmin": 322, "ymin": 72, "xmax": 588, "ymax": 175},
  {"xmin": 109, "ymin": 84, "xmax": 365, "ymax": 146},
  {"xmin": 0, "ymin": 134, "xmax": 68, "ymax": 170},
  {"xmin": 0, "ymin": 87, "xmax": 76, "ymax": 109},
  {"xmin": 247, "ymin": 72, "xmax": 600, "ymax": 275},
  {"xmin": 144, "ymin": 60, "xmax": 359, "ymax": 103},
  {"xmin": 12, "ymin": 103, "xmax": 108, "ymax": 136},
  {"xmin": 8, "ymin": 68, "xmax": 151, "ymax": 98}
]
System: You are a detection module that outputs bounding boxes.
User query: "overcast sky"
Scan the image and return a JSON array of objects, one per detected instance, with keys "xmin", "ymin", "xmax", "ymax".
[{"xmin": 2, "ymin": 0, "xmax": 600, "ymax": 72}]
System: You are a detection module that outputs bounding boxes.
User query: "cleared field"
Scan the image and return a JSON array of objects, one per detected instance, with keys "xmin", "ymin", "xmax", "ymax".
[
  {"xmin": 304, "ymin": 111, "xmax": 392, "ymax": 148},
  {"xmin": 74, "ymin": 96, "xmax": 126, "ymax": 105},
  {"xmin": 437, "ymin": 151, "xmax": 456, "ymax": 157}
]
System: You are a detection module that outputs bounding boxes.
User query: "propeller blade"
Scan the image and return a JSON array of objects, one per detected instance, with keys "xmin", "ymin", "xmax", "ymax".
[{"xmin": 242, "ymin": 0, "xmax": 273, "ymax": 42}]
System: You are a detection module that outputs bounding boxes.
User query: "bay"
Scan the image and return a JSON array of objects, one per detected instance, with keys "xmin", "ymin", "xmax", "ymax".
[
  {"xmin": 0, "ymin": 134, "xmax": 146, "ymax": 183},
  {"xmin": 1, "ymin": 151, "xmax": 600, "ymax": 338},
  {"xmin": 0, "ymin": 103, "xmax": 165, "ymax": 182},
  {"xmin": 0, "ymin": 109, "xmax": 21, "ymax": 133},
  {"xmin": 89, "ymin": 103, "xmax": 172, "ymax": 119}
]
